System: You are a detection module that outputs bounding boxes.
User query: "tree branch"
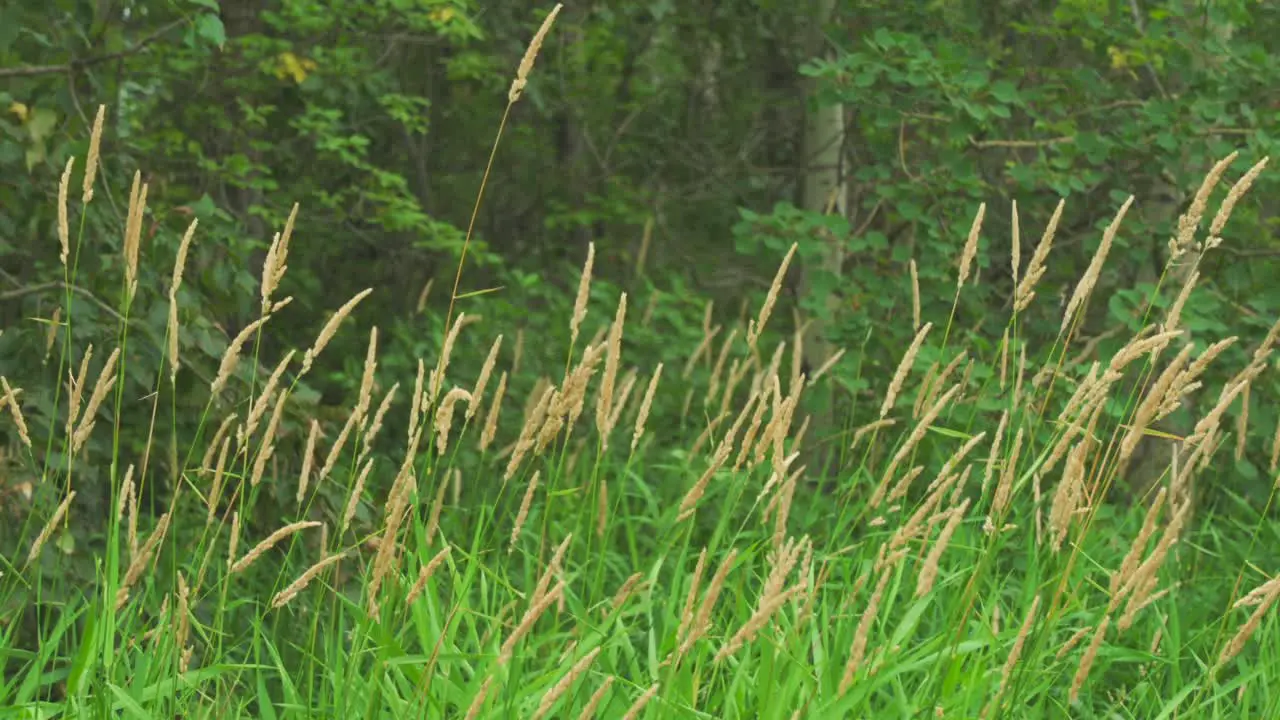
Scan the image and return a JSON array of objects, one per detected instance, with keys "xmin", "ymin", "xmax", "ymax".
[
  {"xmin": 0, "ymin": 18, "xmax": 188, "ymax": 79},
  {"xmin": 968, "ymin": 135, "xmax": 1076, "ymax": 149}
]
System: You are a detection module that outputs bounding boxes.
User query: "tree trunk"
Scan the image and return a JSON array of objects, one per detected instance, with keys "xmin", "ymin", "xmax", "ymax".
[{"xmin": 796, "ymin": 0, "xmax": 846, "ymax": 477}]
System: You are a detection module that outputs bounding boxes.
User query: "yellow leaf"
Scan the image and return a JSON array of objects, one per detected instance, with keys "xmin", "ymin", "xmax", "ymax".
[
  {"xmin": 276, "ymin": 51, "xmax": 311, "ymax": 84},
  {"xmin": 9, "ymin": 101, "xmax": 29, "ymax": 122},
  {"xmin": 1107, "ymin": 46, "xmax": 1129, "ymax": 70},
  {"xmin": 429, "ymin": 6, "xmax": 456, "ymax": 23}
]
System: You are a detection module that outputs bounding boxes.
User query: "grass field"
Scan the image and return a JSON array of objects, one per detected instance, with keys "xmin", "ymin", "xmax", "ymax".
[{"xmin": 3, "ymin": 16, "xmax": 1280, "ymax": 718}]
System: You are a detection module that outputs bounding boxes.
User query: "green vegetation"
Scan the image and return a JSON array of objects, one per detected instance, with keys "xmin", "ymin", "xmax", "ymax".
[{"xmin": 3, "ymin": 1, "xmax": 1280, "ymax": 718}]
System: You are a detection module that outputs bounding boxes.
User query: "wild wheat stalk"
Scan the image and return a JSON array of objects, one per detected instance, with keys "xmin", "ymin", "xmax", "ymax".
[
  {"xmin": 0, "ymin": 377, "xmax": 30, "ymax": 448},
  {"xmin": 571, "ymin": 242, "xmax": 595, "ymax": 345},
  {"xmin": 296, "ymin": 420, "xmax": 321, "ymax": 507},
  {"xmin": 609, "ymin": 572, "xmax": 645, "ymax": 614},
  {"xmin": 463, "ymin": 676, "xmax": 493, "ymax": 720},
  {"xmin": 58, "ymin": 157, "xmax": 73, "ymax": 268},
  {"xmin": 82, "ymin": 105, "xmax": 105, "ymax": 204},
  {"xmin": 509, "ymin": 470, "xmax": 541, "ymax": 551},
  {"xmin": 479, "ymin": 371, "xmax": 507, "ymax": 453},
  {"xmin": 747, "ymin": 242, "xmax": 797, "ymax": 349},
  {"xmin": 405, "ymin": 545, "xmax": 452, "ymax": 606},
  {"xmin": 677, "ymin": 548, "xmax": 738, "ymax": 659},
  {"xmin": 230, "ymin": 521, "xmax": 320, "ymax": 575},
  {"xmin": 620, "ymin": 683, "xmax": 659, "ymax": 720},
  {"xmin": 880, "ymin": 322, "xmax": 932, "ymax": 419},
  {"xmin": 271, "ymin": 552, "xmax": 348, "ymax": 609},
  {"xmin": 1069, "ymin": 616, "xmax": 1110, "ymax": 704},
  {"xmin": 1015, "ymin": 198, "xmax": 1064, "ymax": 312},
  {"xmin": 915, "ymin": 499, "xmax": 970, "ymax": 597},
  {"xmin": 532, "ymin": 647, "xmax": 602, "ymax": 720},
  {"xmin": 167, "ymin": 218, "xmax": 198, "ymax": 381},
  {"xmin": 117, "ymin": 512, "xmax": 172, "ymax": 609},
  {"xmin": 595, "ymin": 293, "xmax": 628, "ymax": 447},
  {"xmin": 988, "ymin": 595, "xmax": 1040, "ymax": 716},
  {"xmin": 575, "ymin": 676, "xmax": 615, "ymax": 720},
  {"xmin": 122, "ymin": 171, "xmax": 148, "ymax": 299},
  {"xmin": 302, "ymin": 288, "xmax": 373, "ymax": 375},
  {"xmin": 424, "ymin": 473, "xmax": 449, "ymax": 546},
  {"xmin": 631, "ymin": 363, "xmax": 663, "ymax": 454},
  {"xmin": 468, "ymin": 335, "xmax": 503, "ymax": 421},
  {"xmin": 498, "ymin": 580, "xmax": 565, "ymax": 665},
  {"xmin": 508, "ymin": 4, "xmax": 563, "ymax": 103},
  {"xmin": 211, "ymin": 317, "xmax": 269, "ymax": 397},
  {"xmin": 361, "ymin": 382, "xmax": 399, "ymax": 459},
  {"xmin": 434, "ymin": 387, "xmax": 473, "ymax": 455},
  {"xmin": 910, "ymin": 258, "xmax": 921, "ymax": 330},
  {"xmin": 71, "ymin": 347, "xmax": 121, "ymax": 454},
  {"xmin": 957, "ymin": 202, "xmax": 986, "ymax": 288},
  {"xmin": 1061, "ymin": 196, "xmax": 1134, "ymax": 335},
  {"xmin": 25, "ymin": 491, "xmax": 76, "ymax": 567},
  {"xmin": 839, "ymin": 567, "xmax": 893, "ymax": 695}
]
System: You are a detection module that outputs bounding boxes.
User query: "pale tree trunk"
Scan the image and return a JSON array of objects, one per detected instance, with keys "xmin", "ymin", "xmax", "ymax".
[{"xmin": 796, "ymin": 0, "xmax": 846, "ymax": 477}]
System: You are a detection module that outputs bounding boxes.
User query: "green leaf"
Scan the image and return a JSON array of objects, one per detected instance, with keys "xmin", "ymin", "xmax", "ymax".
[
  {"xmin": 195, "ymin": 14, "xmax": 226, "ymax": 49},
  {"xmin": 990, "ymin": 80, "xmax": 1018, "ymax": 103}
]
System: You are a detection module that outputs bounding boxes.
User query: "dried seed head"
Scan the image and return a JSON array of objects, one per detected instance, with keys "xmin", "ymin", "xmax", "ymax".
[
  {"xmin": 957, "ymin": 202, "xmax": 986, "ymax": 288},
  {"xmin": 571, "ymin": 242, "xmax": 595, "ymax": 345},
  {"xmin": 498, "ymin": 579, "xmax": 565, "ymax": 665},
  {"xmin": 1062, "ymin": 196, "xmax": 1133, "ymax": 335},
  {"xmin": 271, "ymin": 552, "xmax": 348, "ymax": 609},
  {"xmin": 361, "ymin": 382, "xmax": 399, "ymax": 459},
  {"xmin": 468, "ymin": 335, "xmax": 503, "ymax": 420},
  {"xmin": 0, "ymin": 377, "xmax": 30, "ymax": 448},
  {"xmin": 1218, "ymin": 576, "xmax": 1280, "ymax": 668},
  {"xmin": 122, "ymin": 171, "xmax": 148, "ymax": 300},
  {"xmin": 910, "ymin": 258, "xmax": 921, "ymax": 330},
  {"xmin": 595, "ymin": 293, "xmax": 628, "ymax": 447},
  {"xmin": 1170, "ymin": 152, "xmax": 1238, "ymax": 259},
  {"xmin": 211, "ymin": 316, "xmax": 270, "ymax": 397},
  {"xmin": 915, "ymin": 499, "xmax": 970, "ymax": 596},
  {"xmin": 1069, "ymin": 616, "xmax": 1111, "ymax": 704},
  {"xmin": 1015, "ymin": 198, "xmax": 1064, "ymax": 312},
  {"xmin": 71, "ymin": 348, "xmax": 121, "ymax": 454},
  {"xmin": 339, "ymin": 458, "xmax": 376, "ymax": 534},
  {"xmin": 58, "ymin": 156, "xmax": 74, "ymax": 267},
  {"xmin": 532, "ymin": 647, "xmax": 603, "ymax": 720},
  {"xmin": 508, "ymin": 4, "xmax": 563, "ymax": 104},
  {"xmin": 747, "ymin": 243, "xmax": 797, "ymax": 349},
  {"xmin": 405, "ymin": 545, "xmax": 452, "ymax": 606},
  {"xmin": 353, "ymin": 327, "xmax": 379, "ymax": 427},
  {"xmin": 1210, "ymin": 156, "xmax": 1269, "ymax": 237},
  {"xmin": 463, "ymin": 676, "xmax": 493, "ymax": 720},
  {"xmin": 575, "ymin": 676, "xmax": 615, "ymax": 720},
  {"xmin": 631, "ymin": 363, "xmax": 663, "ymax": 454},
  {"xmin": 434, "ymin": 387, "xmax": 473, "ymax": 455},
  {"xmin": 620, "ymin": 683, "xmax": 660, "ymax": 720},
  {"xmin": 480, "ymin": 371, "xmax": 508, "ymax": 453},
  {"xmin": 302, "ymin": 289, "xmax": 373, "ymax": 375},
  {"xmin": 881, "ymin": 322, "xmax": 932, "ymax": 419},
  {"xmin": 25, "ymin": 491, "xmax": 76, "ymax": 568},
  {"xmin": 83, "ymin": 105, "xmax": 106, "ymax": 204},
  {"xmin": 509, "ymin": 470, "xmax": 541, "ymax": 551},
  {"xmin": 230, "ymin": 521, "xmax": 321, "ymax": 575},
  {"xmin": 431, "ymin": 312, "xmax": 468, "ymax": 404},
  {"xmin": 839, "ymin": 567, "xmax": 893, "ymax": 695}
]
